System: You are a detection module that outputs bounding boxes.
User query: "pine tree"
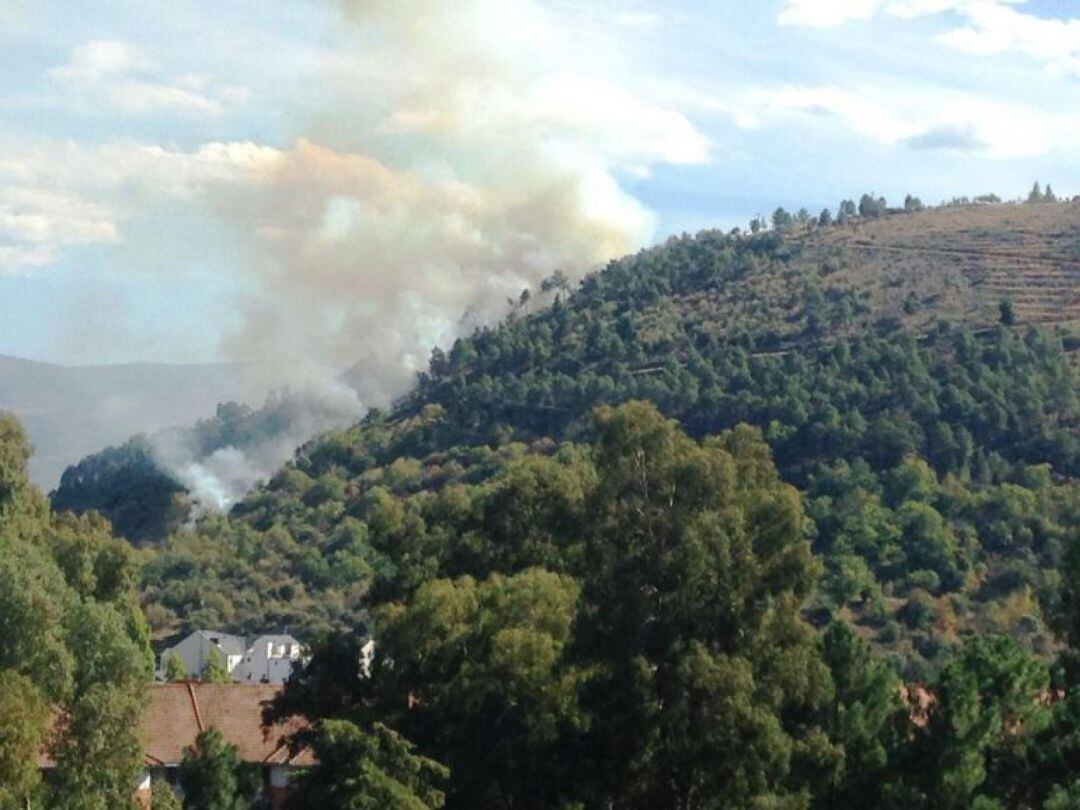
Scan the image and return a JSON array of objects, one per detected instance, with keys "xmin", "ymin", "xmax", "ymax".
[
  {"xmin": 200, "ymin": 650, "xmax": 230, "ymax": 684},
  {"xmin": 165, "ymin": 652, "xmax": 188, "ymax": 682}
]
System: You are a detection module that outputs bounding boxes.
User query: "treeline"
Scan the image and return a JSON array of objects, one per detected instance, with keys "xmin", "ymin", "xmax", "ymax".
[
  {"xmin": 264, "ymin": 402, "xmax": 1080, "ymax": 809},
  {"xmin": 0, "ymin": 415, "xmax": 152, "ymax": 807}
]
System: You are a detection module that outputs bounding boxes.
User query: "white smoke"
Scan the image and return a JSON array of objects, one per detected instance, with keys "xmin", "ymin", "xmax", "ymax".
[
  {"xmin": 6, "ymin": 0, "xmax": 711, "ymax": 508},
  {"xmin": 208, "ymin": 0, "xmax": 712, "ymax": 404},
  {"xmin": 149, "ymin": 373, "xmax": 364, "ymax": 513}
]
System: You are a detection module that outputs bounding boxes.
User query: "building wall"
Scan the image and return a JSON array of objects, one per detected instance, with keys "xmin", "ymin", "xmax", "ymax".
[
  {"xmin": 236, "ymin": 637, "xmax": 301, "ymax": 684},
  {"xmin": 158, "ymin": 633, "xmax": 243, "ymax": 680}
]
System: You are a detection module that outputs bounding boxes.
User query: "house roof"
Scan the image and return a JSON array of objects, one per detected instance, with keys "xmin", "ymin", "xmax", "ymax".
[
  {"xmin": 197, "ymin": 631, "xmax": 247, "ymax": 657},
  {"xmin": 140, "ymin": 683, "xmax": 314, "ymax": 767}
]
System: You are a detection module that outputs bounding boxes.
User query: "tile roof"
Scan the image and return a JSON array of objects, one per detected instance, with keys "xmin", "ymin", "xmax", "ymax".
[{"xmin": 140, "ymin": 683, "xmax": 314, "ymax": 767}]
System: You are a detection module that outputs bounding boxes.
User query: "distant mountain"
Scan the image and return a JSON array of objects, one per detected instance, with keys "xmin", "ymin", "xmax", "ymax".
[{"xmin": 0, "ymin": 354, "xmax": 267, "ymax": 488}]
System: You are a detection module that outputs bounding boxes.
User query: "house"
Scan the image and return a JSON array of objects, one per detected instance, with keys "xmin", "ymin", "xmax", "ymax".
[
  {"xmin": 40, "ymin": 683, "xmax": 313, "ymax": 810},
  {"xmin": 140, "ymin": 683, "xmax": 313, "ymax": 808},
  {"xmin": 157, "ymin": 630, "xmax": 247, "ymax": 681},
  {"xmin": 157, "ymin": 631, "xmax": 304, "ymax": 685},
  {"xmin": 235, "ymin": 634, "xmax": 304, "ymax": 684}
]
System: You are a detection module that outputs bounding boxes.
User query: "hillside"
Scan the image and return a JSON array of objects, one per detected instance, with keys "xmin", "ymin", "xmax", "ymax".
[
  {"xmin": 57, "ymin": 201, "xmax": 1080, "ymax": 544},
  {"xmin": 811, "ymin": 201, "xmax": 1080, "ymax": 328},
  {"xmin": 0, "ymin": 354, "xmax": 267, "ymax": 488},
  {"xmin": 32, "ymin": 197, "xmax": 1080, "ymax": 808},
  {"xmin": 116, "ymin": 199, "xmax": 1076, "ymax": 678}
]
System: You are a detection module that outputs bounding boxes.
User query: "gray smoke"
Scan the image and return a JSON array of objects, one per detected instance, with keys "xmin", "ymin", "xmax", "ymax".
[{"xmin": 6, "ymin": 0, "xmax": 710, "ymax": 507}]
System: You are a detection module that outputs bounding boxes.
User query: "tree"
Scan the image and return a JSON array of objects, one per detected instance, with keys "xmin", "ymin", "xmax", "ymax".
[
  {"xmin": 818, "ymin": 623, "xmax": 905, "ymax": 808},
  {"xmin": 819, "ymin": 208, "xmax": 833, "ymax": 227},
  {"xmin": 164, "ymin": 653, "xmax": 188, "ymax": 683},
  {"xmin": 0, "ymin": 670, "xmax": 50, "ymax": 808},
  {"xmin": 151, "ymin": 779, "xmax": 183, "ymax": 810},
  {"xmin": 1045, "ymin": 184, "xmax": 1058, "ymax": 203},
  {"xmin": 373, "ymin": 568, "xmax": 586, "ymax": 807},
  {"xmin": 1028, "ymin": 182, "xmax": 1043, "ymax": 203},
  {"xmin": 888, "ymin": 636, "xmax": 1049, "ymax": 808},
  {"xmin": 200, "ymin": 650, "xmax": 230, "ymax": 684},
  {"xmin": 1, "ymin": 414, "xmax": 150, "ymax": 809},
  {"xmin": 288, "ymin": 721, "xmax": 447, "ymax": 810},
  {"xmin": 904, "ymin": 194, "xmax": 925, "ymax": 212},
  {"xmin": 540, "ymin": 270, "xmax": 570, "ymax": 294},
  {"xmin": 177, "ymin": 729, "xmax": 260, "ymax": 810},
  {"xmin": 859, "ymin": 194, "xmax": 887, "ymax": 219},
  {"xmin": 1000, "ymin": 298, "xmax": 1016, "ymax": 326},
  {"xmin": 49, "ymin": 602, "xmax": 150, "ymax": 809},
  {"xmin": 576, "ymin": 404, "xmax": 834, "ymax": 808},
  {"xmin": 772, "ymin": 207, "xmax": 794, "ymax": 232}
]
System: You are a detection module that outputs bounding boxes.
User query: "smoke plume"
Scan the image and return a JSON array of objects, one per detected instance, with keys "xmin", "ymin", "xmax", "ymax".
[
  {"xmin": 211, "ymin": 0, "xmax": 710, "ymax": 404},
  {"xmin": 6, "ymin": 1, "xmax": 710, "ymax": 505}
]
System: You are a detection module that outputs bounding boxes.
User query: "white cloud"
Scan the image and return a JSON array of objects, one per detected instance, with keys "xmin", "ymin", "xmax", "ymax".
[
  {"xmin": 778, "ymin": 0, "xmax": 1080, "ymax": 74},
  {"xmin": 735, "ymin": 83, "xmax": 1080, "ymax": 159},
  {"xmin": 46, "ymin": 40, "xmax": 155, "ymax": 83},
  {"xmin": 0, "ymin": 139, "xmax": 282, "ymax": 274},
  {"xmin": 0, "ymin": 186, "xmax": 118, "ymax": 275},
  {"xmin": 935, "ymin": 2, "xmax": 1080, "ymax": 75},
  {"xmin": 45, "ymin": 39, "xmax": 247, "ymax": 117},
  {"xmin": 613, "ymin": 12, "xmax": 663, "ymax": 27},
  {"xmin": 778, "ymin": 0, "xmax": 881, "ymax": 28}
]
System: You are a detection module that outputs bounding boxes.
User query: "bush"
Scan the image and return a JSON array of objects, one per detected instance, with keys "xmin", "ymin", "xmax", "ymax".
[{"xmin": 898, "ymin": 590, "xmax": 935, "ymax": 630}]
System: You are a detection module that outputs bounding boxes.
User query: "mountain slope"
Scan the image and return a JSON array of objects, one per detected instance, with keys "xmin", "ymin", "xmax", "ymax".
[{"xmin": 127, "ymin": 199, "xmax": 1079, "ymax": 684}]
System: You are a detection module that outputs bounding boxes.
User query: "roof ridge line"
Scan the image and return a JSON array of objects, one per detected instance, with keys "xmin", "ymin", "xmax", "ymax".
[{"xmin": 186, "ymin": 682, "xmax": 206, "ymax": 733}]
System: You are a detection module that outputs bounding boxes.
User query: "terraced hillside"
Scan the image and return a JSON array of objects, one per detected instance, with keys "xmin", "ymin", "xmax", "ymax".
[{"xmin": 814, "ymin": 200, "xmax": 1080, "ymax": 330}]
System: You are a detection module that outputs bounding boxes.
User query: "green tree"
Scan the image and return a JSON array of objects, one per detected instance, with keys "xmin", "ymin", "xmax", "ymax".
[
  {"xmin": 1, "ymin": 414, "xmax": 150, "ymax": 809},
  {"xmin": 0, "ymin": 670, "xmax": 50, "ymax": 808},
  {"xmin": 49, "ymin": 602, "xmax": 150, "ymax": 810},
  {"xmin": 164, "ymin": 653, "xmax": 188, "ymax": 682},
  {"xmin": 816, "ymin": 623, "xmax": 905, "ymax": 808},
  {"xmin": 889, "ymin": 636, "xmax": 1049, "ymax": 808},
  {"xmin": 200, "ymin": 650, "xmax": 230, "ymax": 684},
  {"xmin": 177, "ymin": 729, "xmax": 260, "ymax": 810},
  {"xmin": 151, "ymin": 779, "xmax": 183, "ymax": 810},
  {"xmin": 288, "ymin": 721, "xmax": 447, "ymax": 810},
  {"xmin": 772, "ymin": 207, "xmax": 794, "ymax": 232},
  {"xmin": 374, "ymin": 568, "xmax": 585, "ymax": 807},
  {"xmin": 576, "ymin": 404, "xmax": 834, "ymax": 808}
]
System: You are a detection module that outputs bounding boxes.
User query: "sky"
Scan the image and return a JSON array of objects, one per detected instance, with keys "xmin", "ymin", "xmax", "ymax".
[{"xmin": 1, "ymin": 0, "xmax": 1078, "ymax": 385}]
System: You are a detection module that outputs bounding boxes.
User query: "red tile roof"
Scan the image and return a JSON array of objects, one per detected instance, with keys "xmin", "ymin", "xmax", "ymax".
[{"xmin": 141, "ymin": 683, "xmax": 314, "ymax": 767}]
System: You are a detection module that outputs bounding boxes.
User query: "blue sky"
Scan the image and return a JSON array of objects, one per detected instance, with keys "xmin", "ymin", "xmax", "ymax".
[{"xmin": 1, "ymin": 0, "xmax": 1078, "ymax": 373}]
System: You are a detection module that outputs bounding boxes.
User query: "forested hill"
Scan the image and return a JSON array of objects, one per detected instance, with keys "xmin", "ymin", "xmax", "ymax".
[
  {"xmin": 37, "ymin": 195, "xmax": 1080, "ymax": 807},
  {"xmin": 57, "ymin": 197, "xmax": 1080, "ymax": 545},
  {"xmin": 394, "ymin": 198, "xmax": 1080, "ymax": 460},
  {"xmin": 134, "ymin": 197, "xmax": 1080, "ymax": 677}
]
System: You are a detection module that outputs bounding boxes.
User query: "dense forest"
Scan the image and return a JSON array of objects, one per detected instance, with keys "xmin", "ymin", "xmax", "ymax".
[
  {"xmin": 0, "ymin": 415, "xmax": 152, "ymax": 807},
  {"xmin": 6, "ymin": 196, "xmax": 1080, "ymax": 807}
]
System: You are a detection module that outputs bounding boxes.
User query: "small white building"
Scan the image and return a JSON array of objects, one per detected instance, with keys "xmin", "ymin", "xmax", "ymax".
[
  {"xmin": 157, "ymin": 630, "xmax": 304, "ymax": 685},
  {"xmin": 157, "ymin": 630, "xmax": 246, "ymax": 681},
  {"xmin": 235, "ymin": 634, "xmax": 303, "ymax": 684}
]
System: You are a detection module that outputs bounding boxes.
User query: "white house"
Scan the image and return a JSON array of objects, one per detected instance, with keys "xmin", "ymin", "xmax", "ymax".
[
  {"xmin": 157, "ymin": 630, "xmax": 304, "ymax": 685},
  {"xmin": 157, "ymin": 630, "xmax": 246, "ymax": 681},
  {"xmin": 235, "ymin": 634, "xmax": 303, "ymax": 684}
]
